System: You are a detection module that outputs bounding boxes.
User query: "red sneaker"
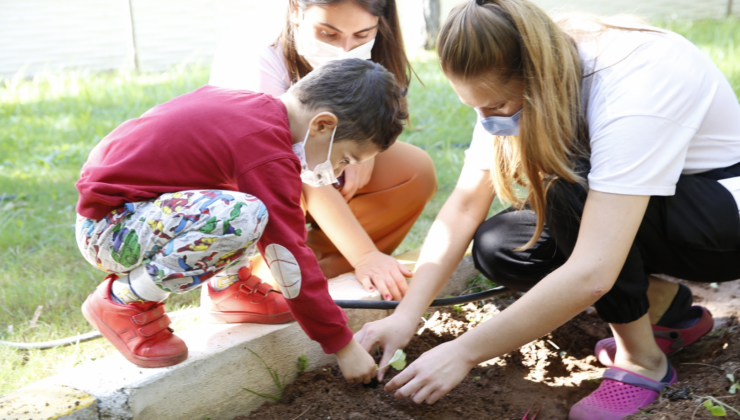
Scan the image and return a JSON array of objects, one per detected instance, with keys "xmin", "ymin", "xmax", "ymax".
[
  {"xmin": 81, "ymin": 275, "xmax": 188, "ymax": 368},
  {"xmin": 201, "ymin": 266, "xmax": 294, "ymax": 324}
]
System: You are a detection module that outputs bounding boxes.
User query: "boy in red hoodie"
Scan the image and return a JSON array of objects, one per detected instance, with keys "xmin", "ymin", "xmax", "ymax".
[{"xmin": 75, "ymin": 59, "xmax": 407, "ymax": 384}]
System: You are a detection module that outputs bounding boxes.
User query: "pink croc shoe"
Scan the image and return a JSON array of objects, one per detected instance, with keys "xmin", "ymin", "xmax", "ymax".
[
  {"xmin": 569, "ymin": 362, "xmax": 677, "ymax": 420},
  {"xmin": 595, "ymin": 306, "xmax": 713, "ymax": 366}
]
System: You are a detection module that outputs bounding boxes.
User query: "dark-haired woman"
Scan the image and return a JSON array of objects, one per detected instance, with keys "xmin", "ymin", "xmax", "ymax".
[{"xmin": 210, "ymin": 0, "xmax": 437, "ymax": 302}]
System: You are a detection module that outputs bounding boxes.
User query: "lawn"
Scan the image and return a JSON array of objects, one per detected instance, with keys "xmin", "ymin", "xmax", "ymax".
[{"xmin": 1, "ymin": 18, "xmax": 739, "ymax": 397}]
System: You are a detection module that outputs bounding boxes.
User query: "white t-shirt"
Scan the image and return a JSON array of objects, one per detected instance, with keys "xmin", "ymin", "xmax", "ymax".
[
  {"xmin": 210, "ymin": 42, "xmax": 292, "ymax": 98},
  {"xmin": 464, "ymin": 25, "xmax": 740, "ymax": 205}
]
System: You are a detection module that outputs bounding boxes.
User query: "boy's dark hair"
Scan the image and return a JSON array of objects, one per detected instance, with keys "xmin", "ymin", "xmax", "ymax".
[{"xmin": 290, "ymin": 58, "xmax": 408, "ymax": 151}]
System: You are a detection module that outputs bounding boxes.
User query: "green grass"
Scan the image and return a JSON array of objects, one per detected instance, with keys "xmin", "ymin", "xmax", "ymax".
[
  {"xmin": 1, "ymin": 18, "xmax": 739, "ymax": 396},
  {"xmin": 0, "ymin": 66, "xmax": 212, "ymax": 395}
]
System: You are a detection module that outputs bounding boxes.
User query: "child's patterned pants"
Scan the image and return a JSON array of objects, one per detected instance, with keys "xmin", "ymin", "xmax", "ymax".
[{"xmin": 76, "ymin": 190, "xmax": 268, "ymax": 294}]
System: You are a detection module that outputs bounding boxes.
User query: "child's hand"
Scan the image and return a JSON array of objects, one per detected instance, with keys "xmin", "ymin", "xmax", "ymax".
[{"xmin": 334, "ymin": 338, "xmax": 376, "ymax": 384}]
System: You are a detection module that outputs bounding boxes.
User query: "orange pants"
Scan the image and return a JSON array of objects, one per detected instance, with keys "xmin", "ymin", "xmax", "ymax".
[{"xmin": 252, "ymin": 141, "xmax": 437, "ymax": 282}]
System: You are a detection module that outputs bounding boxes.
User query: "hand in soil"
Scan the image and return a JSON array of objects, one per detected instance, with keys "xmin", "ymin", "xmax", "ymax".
[
  {"xmin": 385, "ymin": 340, "xmax": 475, "ymax": 404},
  {"xmin": 334, "ymin": 338, "xmax": 376, "ymax": 384},
  {"xmin": 355, "ymin": 313, "xmax": 417, "ymax": 381}
]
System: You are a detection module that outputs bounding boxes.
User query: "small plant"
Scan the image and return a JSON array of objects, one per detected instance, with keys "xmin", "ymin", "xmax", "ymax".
[
  {"xmin": 703, "ymin": 399, "xmax": 727, "ymax": 416},
  {"xmin": 728, "ymin": 373, "xmax": 740, "ymax": 395},
  {"xmin": 376, "ymin": 349, "xmax": 407, "ymax": 371},
  {"xmin": 695, "ymin": 396, "xmax": 740, "ymax": 418},
  {"xmin": 243, "ymin": 349, "xmax": 287, "ymax": 401},
  {"xmin": 297, "ymin": 355, "xmax": 309, "ymax": 373}
]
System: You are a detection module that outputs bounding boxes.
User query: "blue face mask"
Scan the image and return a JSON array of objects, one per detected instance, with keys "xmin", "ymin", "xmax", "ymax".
[{"xmin": 479, "ymin": 109, "xmax": 522, "ymax": 136}]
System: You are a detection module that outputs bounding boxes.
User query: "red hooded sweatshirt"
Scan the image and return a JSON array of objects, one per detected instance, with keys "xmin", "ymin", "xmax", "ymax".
[{"xmin": 76, "ymin": 85, "xmax": 352, "ymax": 354}]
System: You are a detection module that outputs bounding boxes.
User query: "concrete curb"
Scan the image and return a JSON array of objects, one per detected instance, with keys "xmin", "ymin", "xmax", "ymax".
[
  {"xmin": 0, "ymin": 250, "xmax": 478, "ymax": 420},
  {"xmin": 0, "ymin": 385, "xmax": 97, "ymax": 420}
]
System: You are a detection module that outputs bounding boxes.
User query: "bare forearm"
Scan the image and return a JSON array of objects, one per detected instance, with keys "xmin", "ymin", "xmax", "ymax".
[
  {"xmin": 394, "ymin": 191, "xmax": 491, "ymax": 321},
  {"xmin": 457, "ymin": 192, "xmax": 651, "ymax": 365},
  {"xmin": 303, "ymin": 185, "xmax": 376, "ymax": 266},
  {"xmin": 457, "ymin": 262, "xmax": 603, "ymax": 364}
]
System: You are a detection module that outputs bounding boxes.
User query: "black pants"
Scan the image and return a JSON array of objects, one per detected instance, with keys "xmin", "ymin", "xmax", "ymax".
[{"xmin": 472, "ymin": 161, "xmax": 740, "ymax": 324}]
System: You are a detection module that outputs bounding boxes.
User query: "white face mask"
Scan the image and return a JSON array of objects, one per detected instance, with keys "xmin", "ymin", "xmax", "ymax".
[
  {"xmin": 295, "ymin": 22, "xmax": 376, "ymax": 69},
  {"xmin": 292, "ymin": 125, "xmax": 339, "ymax": 187}
]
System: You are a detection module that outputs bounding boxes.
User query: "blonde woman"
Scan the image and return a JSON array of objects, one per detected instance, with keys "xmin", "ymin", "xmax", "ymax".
[
  {"xmin": 355, "ymin": 0, "xmax": 740, "ymax": 418},
  {"xmin": 209, "ymin": 0, "xmax": 437, "ymax": 303}
]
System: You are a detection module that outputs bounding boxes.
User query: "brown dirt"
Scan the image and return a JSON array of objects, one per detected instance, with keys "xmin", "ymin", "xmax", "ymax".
[{"xmin": 237, "ymin": 281, "xmax": 740, "ymax": 420}]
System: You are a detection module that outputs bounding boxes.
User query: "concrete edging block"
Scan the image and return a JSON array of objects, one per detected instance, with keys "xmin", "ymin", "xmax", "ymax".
[
  {"xmin": 1, "ymin": 250, "xmax": 478, "ymax": 420},
  {"xmin": 0, "ymin": 384, "xmax": 97, "ymax": 420}
]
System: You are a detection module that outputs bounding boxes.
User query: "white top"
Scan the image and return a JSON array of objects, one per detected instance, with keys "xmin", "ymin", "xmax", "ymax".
[
  {"xmin": 464, "ymin": 25, "xmax": 740, "ymax": 208},
  {"xmin": 718, "ymin": 177, "xmax": 740, "ymax": 215},
  {"xmin": 209, "ymin": 42, "xmax": 292, "ymax": 98}
]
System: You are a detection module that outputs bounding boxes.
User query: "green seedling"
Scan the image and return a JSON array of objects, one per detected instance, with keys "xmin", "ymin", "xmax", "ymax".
[
  {"xmin": 243, "ymin": 349, "xmax": 287, "ymax": 401},
  {"xmin": 728, "ymin": 373, "xmax": 740, "ymax": 394},
  {"xmin": 697, "ymin": 396, "xmax": 740, "ymax": 418},
  {"xmin": 297, "ymin": 355, "xmax": 309, "ymax": 373},
  {"xmin": 376, "ymin": 349, "xmax": 407, "ymax": 371},
  {"xmin": 703, "ymin": 399, "xmax": 727, "ymax": 416}
]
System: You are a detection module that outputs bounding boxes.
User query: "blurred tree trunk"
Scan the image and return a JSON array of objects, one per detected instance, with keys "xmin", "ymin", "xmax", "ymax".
[{"xmin": 422, "ymin": 0, "xmax": 441, "ymax": 50}]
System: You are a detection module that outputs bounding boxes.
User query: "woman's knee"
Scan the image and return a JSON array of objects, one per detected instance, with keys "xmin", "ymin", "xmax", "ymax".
[
  {"xmin": 406, "ymin": 143, "xmax": 438, "ymax": 202},
  {"xmin": 365, "ymin": 141, "xmax": 437, "ymax": 202},
  {"xmin": 472, "ymin": 210, "xmax": 547, "ymax": 292}
]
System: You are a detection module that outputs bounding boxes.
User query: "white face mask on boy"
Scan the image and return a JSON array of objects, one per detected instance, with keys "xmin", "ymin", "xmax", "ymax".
[
  {"xmin": 295, "ymin": 22, "xmax": 375, "ymax": 69},
  {"xmin": 292, "ymin": 125, "xmax": 339, "ymax": 188}
]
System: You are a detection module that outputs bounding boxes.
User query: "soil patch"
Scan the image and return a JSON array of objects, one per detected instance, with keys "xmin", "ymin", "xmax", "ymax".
[
  {"xmin": 238, "ymin": 297, "xmax": 610, "ymax": 420},
  {"xmin": 237, "ymin": 281, "xmax": 740, "ymax": 420}
]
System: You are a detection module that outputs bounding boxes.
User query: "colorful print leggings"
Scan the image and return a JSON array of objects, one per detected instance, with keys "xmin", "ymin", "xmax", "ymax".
[{"xmin": 76, "ymin": 190, "xmax": 268, "ymax": 293}]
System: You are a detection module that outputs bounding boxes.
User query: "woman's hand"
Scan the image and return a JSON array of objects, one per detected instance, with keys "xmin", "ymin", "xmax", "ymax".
[
  {"xmin": 354, "ymin": 250, "xmax": 412, "ymax": 300},
  {"xmin": 355, "ymin": 313, "xmax": 417, "ymax": 381},
  {"xmin": 334, "ymin": 338, "xmax": 377, "ymax": 384},
  {"xmin": 340, "ymin": 157, "xmax": 375, "ymax": 201},
  {"xmin": 385, "ymin": 340, "xmax": 475, "ymax": 404}
]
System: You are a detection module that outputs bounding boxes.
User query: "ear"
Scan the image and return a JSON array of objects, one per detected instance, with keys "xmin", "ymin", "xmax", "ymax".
[
  {"xmin": 308, "ymin": 112, "xmax": 338, "ymax": 136},
  {"xmin": 290, "ymin": 1, "xmax": 301, "ymax": 25}
]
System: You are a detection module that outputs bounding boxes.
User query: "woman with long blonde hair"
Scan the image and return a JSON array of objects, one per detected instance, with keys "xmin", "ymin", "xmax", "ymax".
[{"xmin": 356, "ymin": 0, "xmax": 740, "ymax": 417}]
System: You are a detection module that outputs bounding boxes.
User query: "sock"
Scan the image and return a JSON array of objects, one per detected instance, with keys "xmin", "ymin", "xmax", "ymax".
[
  {"xmin": 656, "ymin": 283, "xmax": 693, "ymax": 327},
  {"xmin": 660, "ymin": 359, "xmax": 674, "ymax": 383},
  {"xmin": 111, "ymin": 265, "xmax": 170, "ymax": 304},
  {"xmin": 209, "ymin": 263, "xmax": 244, "ymax": 292}
]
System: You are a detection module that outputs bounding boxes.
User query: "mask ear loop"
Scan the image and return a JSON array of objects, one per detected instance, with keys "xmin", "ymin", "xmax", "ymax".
[
  {"xmin": 302, "ymin": 125, "xmax": 311, "ymax": 147},
  {"xmin": 326, "ymin": 125, "xmax": 337, "ymax": 159}
]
